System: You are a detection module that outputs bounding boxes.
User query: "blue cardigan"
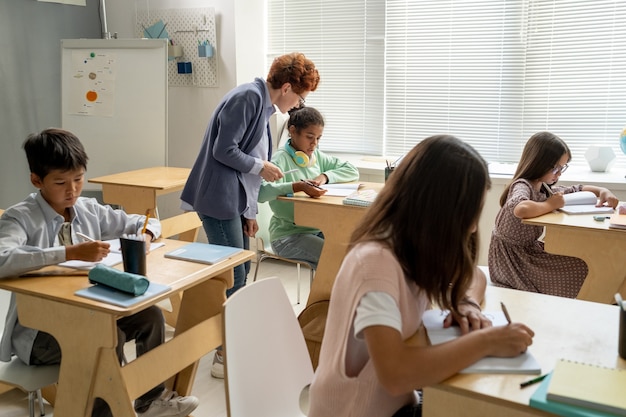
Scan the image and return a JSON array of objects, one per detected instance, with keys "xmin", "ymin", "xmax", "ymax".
[{"xmin": 182, "ymin": 78, "xmax": 273, "ymax": 220}]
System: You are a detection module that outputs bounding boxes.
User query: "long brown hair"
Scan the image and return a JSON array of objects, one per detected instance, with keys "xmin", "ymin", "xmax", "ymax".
[
  {"xmin": 499, "ymin": 132, "xmax": 571, "ymax": 206},
  {"xmin": 350, "ymin": 135, "xmax": 490, "ymax": 313}
]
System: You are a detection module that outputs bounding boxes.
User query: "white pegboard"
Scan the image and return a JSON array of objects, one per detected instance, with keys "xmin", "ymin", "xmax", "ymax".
[{"xmin": 136, "ymin": 7, "xmax": 218, "ymax": 88}]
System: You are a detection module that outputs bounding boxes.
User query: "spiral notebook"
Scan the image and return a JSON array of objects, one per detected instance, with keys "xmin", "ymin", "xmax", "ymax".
[
  {"xmin": 530, "ymin": 372, "xmax": 616, "ymax": 417},
  {"xmin": 546, "ymin": 359, "xmax": 626, "ymax": 416},
  {"xmin": 342, "ymin": 189, "xmax": 378, "ymax": 207}
]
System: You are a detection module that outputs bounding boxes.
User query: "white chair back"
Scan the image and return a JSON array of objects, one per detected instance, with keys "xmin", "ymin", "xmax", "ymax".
[{"xmin": 223, "ymin": 277, "xmax": 313, "ymax": 417}]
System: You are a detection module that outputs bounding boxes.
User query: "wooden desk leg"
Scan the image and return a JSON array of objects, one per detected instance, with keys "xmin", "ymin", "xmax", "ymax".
[
  {"xmin": 542, "ymin": 226, "xmax": 626, "ymax": 303},
  {"xmin": 91, "ymin": 348, "xmax": 136, "ymax": 416},
  {"xmin": 293, "ymin": 204, "xmax": 367, "ymax": 306},
  {"xmin": 168, "ymin": 270, "xmax": 233, "ymax": 395},
  {"xmin": 16, "ymin": 294, "xmax": 123, "ymax": 417}
]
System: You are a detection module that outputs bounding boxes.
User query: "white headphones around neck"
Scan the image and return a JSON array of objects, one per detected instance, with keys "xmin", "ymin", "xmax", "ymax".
[{"xmin": 285, "ymin": 139, "xmax": 316, "ymax": 168}]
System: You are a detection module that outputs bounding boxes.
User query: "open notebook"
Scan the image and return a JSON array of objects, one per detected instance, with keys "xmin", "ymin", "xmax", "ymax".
[
  {"xmin": 559, "ymin": 191, "xmax": 614, "ymax": 215},
  {"xmin": 423, "ymin": 309, "xmax": 541, "ymax": 374}
]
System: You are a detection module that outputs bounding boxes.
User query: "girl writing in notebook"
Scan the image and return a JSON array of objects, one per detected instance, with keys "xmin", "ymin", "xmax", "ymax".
[
  {"xmin": 488, "ymin": 131, "xmax": 618, "ymax": 298},
  {"xmin": 258, "ymin": 106, "xmax": 359, "ymax": 269},
  {"xmin": 308, "ymin": 135, "xmax": 534, "ymax": 417}
]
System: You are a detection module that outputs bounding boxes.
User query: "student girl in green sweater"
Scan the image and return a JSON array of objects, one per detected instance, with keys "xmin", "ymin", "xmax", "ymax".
[{"xmin": 258, "ymin": 106, "xmax": 359, "ymax": 268}]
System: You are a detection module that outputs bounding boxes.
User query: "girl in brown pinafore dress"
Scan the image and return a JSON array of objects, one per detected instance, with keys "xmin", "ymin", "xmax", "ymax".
[{"xmin": 488, "ymin": 132, "xmax": 619, "ymax": 298}]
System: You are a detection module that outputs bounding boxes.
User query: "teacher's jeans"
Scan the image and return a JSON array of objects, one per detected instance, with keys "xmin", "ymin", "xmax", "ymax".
[{"xmin": 199, "ymin": 213, "xmax": 250, "ymax": 297}]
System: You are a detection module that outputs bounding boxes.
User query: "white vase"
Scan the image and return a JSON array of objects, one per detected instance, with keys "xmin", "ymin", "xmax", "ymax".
[{"xmin": 584, "ymin": 145, "xmax": 616, "ymax": 172}]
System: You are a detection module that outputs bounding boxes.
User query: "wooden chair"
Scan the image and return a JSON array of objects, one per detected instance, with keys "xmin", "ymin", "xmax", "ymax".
[
  {"xmin": 158, "ymin": 212, "xmax": 202, "ymax": 327},
  {"xmin": 223, "ymin": 278, "xmax": 313, "ymax": 417}
]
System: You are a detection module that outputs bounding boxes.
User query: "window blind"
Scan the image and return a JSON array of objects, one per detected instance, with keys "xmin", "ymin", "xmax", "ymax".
[
  {"xmin": 267, "ymin": 0, "xmax": 626, "ymax": 167},
  {"xmin": 520, "ymin": 0, "xmax": 626, "ymax": 168},
  {"xmin": 267, "ymin": 0, "xmax": 385, "ymax": 155}
]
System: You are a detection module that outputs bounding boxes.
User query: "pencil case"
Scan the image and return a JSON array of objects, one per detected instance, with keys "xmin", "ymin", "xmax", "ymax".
[{"xmin": 88, "ymin": 264, "xmax": 150, "ymax": 296}]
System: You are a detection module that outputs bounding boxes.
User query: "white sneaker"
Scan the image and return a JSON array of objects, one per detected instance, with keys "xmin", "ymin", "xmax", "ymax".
[
  {"xmin": 137, "ymin": 390, "xmax": 199, "ymax": 417},
  {"xmin": 211, "ymin": 350, "xmax": 224, "ymax": 379}
]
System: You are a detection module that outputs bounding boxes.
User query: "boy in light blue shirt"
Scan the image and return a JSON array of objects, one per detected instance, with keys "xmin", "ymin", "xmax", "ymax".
[{"xmin": 0, "ymin": 128, "xmax": 197, "ymax": 417}]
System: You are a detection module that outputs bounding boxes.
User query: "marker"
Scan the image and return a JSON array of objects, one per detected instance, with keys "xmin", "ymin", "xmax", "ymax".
[
  {"xmin": 76, "ymin": 232, "xmax": 96, "ymax": 242},
  {"xmin": 593, "ymin": 215, "xmax": 611, "ymax": 221},
  {"xmin": 520, "ymin": 373, "xmax": 548, "ymax": 388},
  {"xmin": 501, "ymin": 302, "xmax": 512, "ymax": 324}
]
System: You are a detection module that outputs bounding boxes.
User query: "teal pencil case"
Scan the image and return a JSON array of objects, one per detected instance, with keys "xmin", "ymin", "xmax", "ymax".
[{"xmin": 88, "ymin": 264, "xmax": 150, "ymax": 296}]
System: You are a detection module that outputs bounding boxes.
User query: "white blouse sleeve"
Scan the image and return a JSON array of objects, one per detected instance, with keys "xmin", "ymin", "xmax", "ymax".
[{"xmin": 354, "ymin": 291, "xmax": 402, "ymax": 339}]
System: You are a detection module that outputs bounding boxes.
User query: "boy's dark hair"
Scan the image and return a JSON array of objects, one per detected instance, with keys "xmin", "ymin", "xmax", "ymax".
[{"xmin": 23, "ymin": 128, "xmax": 89, "ymax": 179}]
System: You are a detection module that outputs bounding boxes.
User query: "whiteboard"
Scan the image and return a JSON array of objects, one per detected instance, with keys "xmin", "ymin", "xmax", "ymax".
[{"xmin": 61, "ymin": 39, "xmax": 168, "ymax": 190}]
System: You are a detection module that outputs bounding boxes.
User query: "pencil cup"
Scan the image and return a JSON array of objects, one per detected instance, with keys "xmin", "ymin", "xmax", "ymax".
[
  {"xmin": 119, "ymin": 237, "xmax": 147, "ymax": 276},
  {"xmin": 617, "ymin": 306, "xmax": 626, "ymax": 359},
  {"xmin": 384, "ymin": 166, "xmax": 395, "ymax": 182}
]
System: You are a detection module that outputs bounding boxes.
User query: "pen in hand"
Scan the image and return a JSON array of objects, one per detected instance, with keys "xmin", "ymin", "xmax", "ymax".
[
  {"xmin": 501, "ymin": 301, "xmax": 512, "ymax": 324},
  {"xmin": 76, "ymin": 232, "xmax": 96, "ymax": 242},
  {"xmin": 301, "ymin": 179, "xmax": 324, "ymax": 190}
]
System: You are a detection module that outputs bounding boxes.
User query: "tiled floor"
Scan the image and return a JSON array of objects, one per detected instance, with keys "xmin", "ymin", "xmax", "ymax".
[{"xmin": 0, "ymin": 259, "xmax": 310, "ymax": 417}]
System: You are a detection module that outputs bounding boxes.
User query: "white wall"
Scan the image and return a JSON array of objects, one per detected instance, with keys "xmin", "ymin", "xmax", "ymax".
[{"xmin": 104, "ymin": 0, "xmax": 266, "ymax": 218}]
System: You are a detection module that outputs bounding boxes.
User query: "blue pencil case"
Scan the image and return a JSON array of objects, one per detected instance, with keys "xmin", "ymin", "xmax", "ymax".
[{"xmin": 88, "ymin": 264, "xmax": 150, "ymax": 296}]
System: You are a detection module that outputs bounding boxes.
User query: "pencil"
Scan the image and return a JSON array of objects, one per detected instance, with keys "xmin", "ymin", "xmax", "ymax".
[
  {"xmin": 520, "ymin": 373, "xmax": 548, "ymax": 388},
  {"xmin": 542, "ymin": 182, "xmax": 553, "ymax": 196},
  {"xmin": 141, "ymin": 209, "xmax": 151, "ymax": 235},
  {"xmin": 501, "ymin": 302, "xmax": 512, "ymax": 324}
]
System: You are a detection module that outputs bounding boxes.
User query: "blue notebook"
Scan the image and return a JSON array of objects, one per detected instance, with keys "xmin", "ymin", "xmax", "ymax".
[
  {"xmin": 164, "ymin": 242, "xmax": 243, "ymax": 265},
  {"xmin": 75, "ymin": 282, "xmax": 171, "ymax": 307},
  {"xmin": 530, "ymin": 373, "xmax": 616, "ymax": 417}
]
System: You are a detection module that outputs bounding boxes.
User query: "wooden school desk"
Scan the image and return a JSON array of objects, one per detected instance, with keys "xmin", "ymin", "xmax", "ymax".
[
  {"xmin": 89, "ymin": 167, "xmax": 199, "ymax": 242},
  {"xmin": 0, "ymin": 239, "xmax": 254, "ymax": 417},
  {"xmin": 279, "ymin": 182, "xmax": 384, "ymax": 307},
  {"xmin": 523, "ymin": 211, "xmax": 626, "ymax": 304},
  {"xmin": 421, "ymin": 285, "xmax": 626, "ymax": 417}
]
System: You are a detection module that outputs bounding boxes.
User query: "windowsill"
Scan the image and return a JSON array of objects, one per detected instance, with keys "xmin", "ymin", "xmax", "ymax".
[{"xmin": 332, "ymin": 153, "xmax": 626, "ymax": 191}]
